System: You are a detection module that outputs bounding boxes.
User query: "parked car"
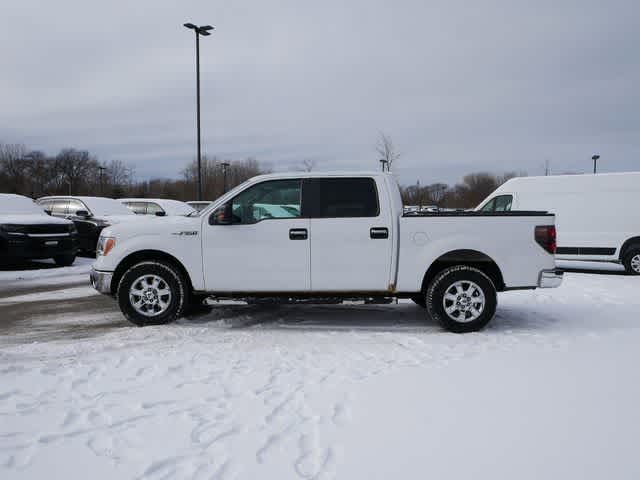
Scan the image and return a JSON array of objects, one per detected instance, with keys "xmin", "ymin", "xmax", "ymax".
[
  {"xmin": 476, "ymin": 172, "xmax": 640, "ymax": 274},
  {"xmin": 36, "ymin": 196, "xmax": 136, "ymax": 254},
  {"xmin": 186, "ymin": 201, "xmax": 212, "ymax": 213},
  {"xmin": 119, "ymin": 198, "xmax": 195, "ymax": 217},
  {"xmin": 90, "ymin": 172, "xmax": 562, "ymax": 332},
  {"xmin": 0, "ymin": 194, "xmax": 78, "ymax": 266}
]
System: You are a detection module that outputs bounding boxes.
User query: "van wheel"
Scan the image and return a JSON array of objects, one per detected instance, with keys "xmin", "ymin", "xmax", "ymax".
[
  {"xmin": 426, "ymin": 265, "xmax": 497, "ymax": 333},
  {"xmin": 117, "ymin": 261, "xmax": 186, "ymax": 326},
  {"xmin": 623, "ymin": 248, "xmax": 640, "ymax": 275}
]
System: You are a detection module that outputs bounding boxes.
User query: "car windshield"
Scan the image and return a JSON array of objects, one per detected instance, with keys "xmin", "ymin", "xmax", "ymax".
[{"xmin": 0, "ymin": 195, "xmax": 47, "ymax": 215}]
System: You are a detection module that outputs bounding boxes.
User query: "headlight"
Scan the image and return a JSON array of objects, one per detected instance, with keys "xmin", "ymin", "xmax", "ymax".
[
  {"xmin": 97, "ymin": 236, "xmax": 116, "ymax": 256},
  {"xmin": 1, "ymin": 224, "xmax": 28, "ymax": 235}
]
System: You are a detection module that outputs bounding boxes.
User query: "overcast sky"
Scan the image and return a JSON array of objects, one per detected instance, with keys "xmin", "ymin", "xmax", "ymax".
[{"xmin": 1, "ymin": 0, "xmax": 638, "ymax": 185}]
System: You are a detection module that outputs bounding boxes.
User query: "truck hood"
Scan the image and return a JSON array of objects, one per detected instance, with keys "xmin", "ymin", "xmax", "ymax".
[
  {"xmin": 101, "ymin": 214, "xmax": 140, "ymax": 225},
  {"xmin": 100, "ymin": 215, "xmax": 200, "ymax": 240},
  {"xmin": 0, "ymin": 214, "xmax": 73, "ymax": 225}
]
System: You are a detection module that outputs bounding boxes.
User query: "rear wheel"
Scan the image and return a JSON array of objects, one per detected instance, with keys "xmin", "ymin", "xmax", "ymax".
[
  {"xmin": 426, "ymin": 265, "xmax": 497, "ymax": 333},
  {"xmin": 623, "ymin": 247, "xmax": 640, "ymax": 275},
  {"xmin": 117, "ymin": 261, "xmax": 186, "ymax": 326},
  {"xmin": 54, "ymin": 254, "xmax": 76, "ymax": 267}
]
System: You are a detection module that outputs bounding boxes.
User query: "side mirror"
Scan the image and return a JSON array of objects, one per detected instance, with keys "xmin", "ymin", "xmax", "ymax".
[
  {"xmin": 209, "ymin": 203, "xmax": 233, "ymax": 225},
  {"xmin": 75, "ymin": 210, "xmax": 91, "ymax": 217},
  {"xmin": 44, "ymin": 210, "xmax": 52, "ymax": 216},
  {"xmin": 155, "ymin": 211, "xmax": 166, "ymax": 217}
]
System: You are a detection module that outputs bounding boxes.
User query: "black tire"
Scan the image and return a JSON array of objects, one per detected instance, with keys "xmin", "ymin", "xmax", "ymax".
[
  {"xmin": 117, "ymin": 261, "xmax": 187, "ymax": 326},
  {"xmin": 426, "ymin": 265, "xmax": 497, "ymax": 333},
  {"xmin": 53, "ymin": 254, "xmax": 76, "ymax": 267},
  {"xmin": 411, "ymin": 295, "xmax": 426, "ymax": 308},
  {"xmin": 185, "ymin": 293, "xmax": 213, "ymax": 315},
  {"xmin": 622, "ymin": 247, "xmax": 640, "ymax": 275}
]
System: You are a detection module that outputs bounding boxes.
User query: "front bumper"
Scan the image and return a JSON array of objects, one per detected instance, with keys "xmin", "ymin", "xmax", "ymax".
[
  {"xmin": 0, "ymin": 234, "xmax": 78, "ymax": 260},
  {"xmin": 90, "ymin": 267, "xmax": 114, "ymax": 294},
  {"xmin": 538, "ymin": 269, "xmax": 564, "ymax": 288}
]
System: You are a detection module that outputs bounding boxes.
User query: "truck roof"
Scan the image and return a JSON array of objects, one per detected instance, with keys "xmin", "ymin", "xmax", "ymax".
[{"xmin": 248, "ymin": 171, "xmax": 392, "ymax": 181}]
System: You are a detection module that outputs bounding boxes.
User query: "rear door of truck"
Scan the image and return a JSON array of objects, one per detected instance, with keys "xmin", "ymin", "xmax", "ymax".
[{"xmin": 305, "ymin": 177, "xmax": 394, "ymax": 292}]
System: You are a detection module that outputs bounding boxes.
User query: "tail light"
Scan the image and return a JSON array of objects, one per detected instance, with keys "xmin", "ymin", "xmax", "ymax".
[{"xmin": 535, "ymin": 225, "xmax": 556, "ymax": 254}]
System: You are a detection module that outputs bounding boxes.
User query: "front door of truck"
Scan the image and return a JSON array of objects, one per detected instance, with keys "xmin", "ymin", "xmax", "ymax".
[{"xmin": 202, "ymin": 179, "xmax": 310, "ymax": 292}]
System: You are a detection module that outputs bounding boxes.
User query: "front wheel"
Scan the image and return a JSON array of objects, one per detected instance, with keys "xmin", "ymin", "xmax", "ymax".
[
  {"xmin": 622, "ymin": 248, "xmax": 640, "ymax": 275},
  {"xmin": 54, "ymin": 254, "xmax": 76, "ymax": 267},
  {"xmin": 426, "ymin": 265, "xmax": 497, "ymax": 333},
  {"xmin": 117, "ymin": 261, "xmax": 187, "ymax": 326}
]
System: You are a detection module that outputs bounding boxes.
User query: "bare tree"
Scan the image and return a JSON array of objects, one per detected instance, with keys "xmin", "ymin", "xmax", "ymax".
[
  {"xmin": 376, "ymin": 132, "xmax": 400, "ymax": 172},
  {"xmin": 297, "ymin": 159, "xmax": 317, "ymax": 172}
]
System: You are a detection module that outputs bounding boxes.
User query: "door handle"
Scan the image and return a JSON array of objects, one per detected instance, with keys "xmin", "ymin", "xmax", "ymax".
[
  {"xmin": 370, "ymin": 227, "xmax": 388, "ymax": 239},
  {"xmin": 289, "ymin": 228, "xmax": 308, "ymax": 240}
]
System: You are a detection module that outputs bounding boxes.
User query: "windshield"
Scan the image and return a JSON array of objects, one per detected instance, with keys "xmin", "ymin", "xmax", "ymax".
[
  {"xmin": 188, "ymin": 179, "xmax": 255, "ymax": 216},
  {"xmin": 0, "ymin": 195, "xmax": 47, "ymax": 215}
]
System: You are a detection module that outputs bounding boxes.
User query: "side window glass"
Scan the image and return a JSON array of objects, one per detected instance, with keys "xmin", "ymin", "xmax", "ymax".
[
  {"xmin": 67, "ymin": 199, "xmax": 85, "ymax": 215},
  {"xmin": 480, "ymin": 198, "xmax": 496, "ymax": 212},
  {"xmin": 494, "ymin": 195, "xmax": 513, "ymax": 212},
  {"xmin": 146, "ymin": 203, "xmax": 162, "ymax": 215},
  {"xmin": 315, "ymin": 178, "xmax": 379, "ymax": 218},
  {"xmin": 126, "ymin": 202, "xmax": 147, "ymax": 214},
  {"xmin": 51, "ymin": 199, "xmax": 69, "ymax": 215},
  {"xmin": 231, "ymin": 180, "xmax": 301, "ymax": 224}
]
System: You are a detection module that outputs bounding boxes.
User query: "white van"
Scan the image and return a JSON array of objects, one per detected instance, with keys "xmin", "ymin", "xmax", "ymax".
[{"xmin": 476, "ymin": 172, "xmax": 640, "ymax": 274}]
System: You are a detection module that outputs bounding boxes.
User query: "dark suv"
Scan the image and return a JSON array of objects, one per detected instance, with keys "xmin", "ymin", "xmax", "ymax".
[
  {"xmin": 0, "ymin": 194, "xmax": 78, "ymax": 266},
  {"xmin": 36, "ymin": 196, "xmax": 135, "ymax": 254}
]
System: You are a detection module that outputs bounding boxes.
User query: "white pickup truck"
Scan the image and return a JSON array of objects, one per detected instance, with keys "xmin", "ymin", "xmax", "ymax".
[{"xmin": 91, "ymin": 172, "xmax": 563, "ymax": 333}]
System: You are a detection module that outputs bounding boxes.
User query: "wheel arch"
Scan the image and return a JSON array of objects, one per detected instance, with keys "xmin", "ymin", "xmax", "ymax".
[
  {"xmin": 421, "ymin": 249, "xmax": 505, "ymax": 292},
  {"xmin": 111, "ymin": 250, "xmax": 194, "ymax": 295},
  {"xmin": 619, "ymin": 237, "xmax": 640, "ymax": 260}
]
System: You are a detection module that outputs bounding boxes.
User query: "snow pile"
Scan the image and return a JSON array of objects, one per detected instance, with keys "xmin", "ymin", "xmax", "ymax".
[{"xmin": 1, "ymin": 271, "xmax": 639, "ymax": 479}]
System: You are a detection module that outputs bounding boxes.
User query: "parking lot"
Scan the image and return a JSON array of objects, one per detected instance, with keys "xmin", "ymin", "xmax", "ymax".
[{"xmin": 1, "ymin": 259, "xmax": 639, "ymax": 479}]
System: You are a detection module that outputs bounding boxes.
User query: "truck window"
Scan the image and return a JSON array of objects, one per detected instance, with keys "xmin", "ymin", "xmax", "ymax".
[
  {"xmin": 231, "ymin": 179, "xmax": 301, "ymax": 224},
  {"xmin": 308, "ymin": 178, "xmax": 379, "ymax": 218},
  {"xmin": 480, "ymin": 198, "xmax": 496, "ymax": 212},
  {"xmin": 126, "ymin": 202, "xmax": 148, "ymax": 214}
]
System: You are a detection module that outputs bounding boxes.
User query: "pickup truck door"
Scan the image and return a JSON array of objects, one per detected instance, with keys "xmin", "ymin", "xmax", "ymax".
[
  {"xmin": 201, "ymin": 179, "xmax": 310, "ymax": 292},
  {"xmin": 305, "ymin": 177, "xmax": 393, "ymax": 292}
]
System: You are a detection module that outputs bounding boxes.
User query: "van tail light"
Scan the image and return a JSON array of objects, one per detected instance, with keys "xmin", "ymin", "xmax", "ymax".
[{"xmin": 535, "ymin": 225, "xmax": 556, "ymax": 254}]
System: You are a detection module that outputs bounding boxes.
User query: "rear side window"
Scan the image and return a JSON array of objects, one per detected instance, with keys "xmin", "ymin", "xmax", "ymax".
[
  {"xmin": 50, "ymin": 199, "xmax": 69, "ymax": 215},
  {"xmin": 146, "ymin": 203, "xmax": 165, "ymax": 215},
  {"xmin": 125, "ymin": 202, "xmax": 148, "ymax": 214},
  {"xmin": 305, "ymin": 178, "xmax": 379, "ymax": 218}
]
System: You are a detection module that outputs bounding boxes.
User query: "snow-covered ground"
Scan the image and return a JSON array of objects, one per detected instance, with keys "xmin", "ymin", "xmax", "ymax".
[{"xmin": 1, "ymin": 263, "xmax": 639, "ymax": 479}]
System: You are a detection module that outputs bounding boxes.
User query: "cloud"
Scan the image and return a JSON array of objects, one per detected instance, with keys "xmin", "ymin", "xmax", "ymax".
[{"xmin": 1, "ymin": 0, "xmax": 638, "ymax": 184}]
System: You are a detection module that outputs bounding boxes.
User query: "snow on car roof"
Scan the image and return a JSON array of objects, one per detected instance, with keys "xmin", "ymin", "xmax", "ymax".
[
  {"xmin": 118, "ymin": 198, "xmax": 196, "ymax": 216},
  {"xmin": 38, "ymin": 196, "xmax": 134, "ymax": 216},
  {"xmin": 0, "ymin": 193, "xmax": 48, "ymax": 215}
]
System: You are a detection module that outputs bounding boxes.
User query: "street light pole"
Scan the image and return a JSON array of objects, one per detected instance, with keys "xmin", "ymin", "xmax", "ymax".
[
  {"xmin": 184, "ymin": 22, "xmax": 214, "ymax": 201},
  {"xmin": 221, "ymin": 161, "xmax": 230, "ymax": 193},
  {"xmin": 592, "ymin": 154, "xmax": 600, "ymax": 174},
  {"xmin": 98, "ymin": 166, "xmax": 106, "ymax": 196}
]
